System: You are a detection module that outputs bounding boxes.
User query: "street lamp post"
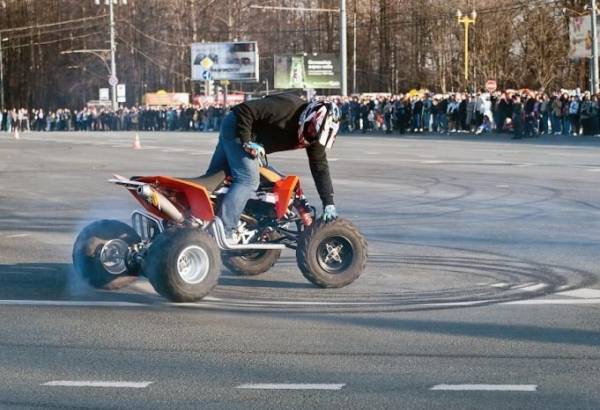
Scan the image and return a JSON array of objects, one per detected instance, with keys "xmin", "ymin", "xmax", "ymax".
[
  {"xmin": 108, "ymin": 0, "xmax": 118, "ymax": 110},
  {"xmin": 591, "ymin": 0, "xmax": 599, "ymax": 93},
  {"xmin": 0, "ymin": 37, "xmax": 6, "ymax": 111},
  {"xmin": 457, "ymin": 9, "xmax": 477, "ymax": 91},
  {"xmin": 339, "ymin": 0, "xmax": 348, "ymax": 96},
  {"xmin": 95, "ymin": 0, "xmax": 126, "ymax": 110}
]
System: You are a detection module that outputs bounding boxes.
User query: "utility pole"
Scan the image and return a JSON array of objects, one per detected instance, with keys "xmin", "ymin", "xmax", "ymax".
[
  {"xmin": 592, "ymin": 0, "xmax": 599, "ymax": 93},
  {"xmin": 108, "ymin": 0, "xmax": 118, "ymax": 110},
  {"xmin": 457, "ymin": 9, "xmax": 477, "ymax": 91},
  {"xmin": 352, "ymin": 10, "xmax": 357, "ymax": 94},
  {"xmin": 0, "ymin": 38, "xmax": 5, "ymax": 111},
  {"xmin": 339, "ymin": 0, "xmax": 348, "ymax": 96}
]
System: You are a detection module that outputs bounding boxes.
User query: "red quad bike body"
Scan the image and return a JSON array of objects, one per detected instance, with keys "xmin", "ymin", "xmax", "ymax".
[{"xmin": 72, "ymin": 157, "xmax": 368, "ymax": 302}]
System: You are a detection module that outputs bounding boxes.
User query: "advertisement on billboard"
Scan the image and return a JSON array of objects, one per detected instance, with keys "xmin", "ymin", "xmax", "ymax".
[
  {"xmin": 143, "ymin": 90, "xmax": 190, "ymax": 106},
  {"xmin": 569, "ymin": 16, "xmax": 598, "ymax": 59},
  {"xmin": 191, "ymin": 42, "xmax": 259, "ymax": 82},
  {"xmin": 274, "ymin": 53, "xmax": 341, "ymax": 89}
]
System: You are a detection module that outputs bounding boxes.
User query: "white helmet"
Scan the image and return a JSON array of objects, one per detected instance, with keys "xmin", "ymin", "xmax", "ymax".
[{"xmin": 298, "ymin": 100, "xmax": 341, "ymax": 149}]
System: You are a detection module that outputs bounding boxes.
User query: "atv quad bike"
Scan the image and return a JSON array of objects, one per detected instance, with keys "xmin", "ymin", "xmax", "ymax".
[{"xmin": 72, "ymin": 154, "xmax": 367, "ymax": 302}]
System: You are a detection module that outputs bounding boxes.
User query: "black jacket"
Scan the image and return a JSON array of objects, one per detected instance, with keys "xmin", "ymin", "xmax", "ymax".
[{"xmin": 232, "ymin": 94, "xmax": 334, "ymax": 206}]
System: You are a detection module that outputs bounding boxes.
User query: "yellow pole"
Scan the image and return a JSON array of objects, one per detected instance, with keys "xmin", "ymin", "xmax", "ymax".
[
  {"xmin": 458, "ymin": 15, "xmax": 476, "ymax": 91},
  {"xmin": 464, "ymin": 20, "xmax": 469, "ymax": 85}
]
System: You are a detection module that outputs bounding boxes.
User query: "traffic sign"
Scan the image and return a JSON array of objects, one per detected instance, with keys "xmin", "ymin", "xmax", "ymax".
[
  {"xmin": 117, "ymin": 84, "xmax": 126, "ymax": 103},
  {"xmin": 99, "ymin": 88, "xmax": 110, "ymax": 101},
  {"xmin": 202, "ymin": 70, "xmax": 212, "ymax": 80},
  {"xmin": 486, "ymin": 80, "xmax": 497, "ymax": 93},
  {"xmin": 200, "ymin": 57, "xmax": 214, "ymax": 70},
  {"xmin": 108, "ymin": 76, "xmax": 119, "ymax": 87}
]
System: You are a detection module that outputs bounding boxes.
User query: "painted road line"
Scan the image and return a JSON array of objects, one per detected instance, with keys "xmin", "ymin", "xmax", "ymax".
[
  {"xmin": 556, "ymin": 288, "xmax": 600, "ymax": 299},
  {"xmin": 237, "ymin": 383, "xmax": 345, "ymax": 390},
  {"xmin": 430, "ymin": 384, "xmax": 537, "ymax": 392},
  {"xmin": 491, "ymin": 282, "xmax": 510, "ymax": 288},
  {"xmin": 43, "ymin": 381, "xmax": 153, "ymax": 388},
  {"xmin": 504, "ymin": 298, "xmax": 600, "ymax": 305}
]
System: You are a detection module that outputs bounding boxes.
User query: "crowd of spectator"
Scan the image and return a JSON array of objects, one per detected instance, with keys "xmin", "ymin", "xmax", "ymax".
[
  {"xmin": 0, "ymin": 104, "xmax": 229, "ymax": 133},
  {"xmin": 2, "ymin": 89, "xmax": 600, "ymax": 140},
  {"xmin": 338, "ymin": 89, "xmax": 600, "ymax": 139}
]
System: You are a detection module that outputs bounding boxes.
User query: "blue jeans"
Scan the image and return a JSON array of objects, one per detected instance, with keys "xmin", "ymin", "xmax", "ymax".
[{"xmin": 206, "ymin": 112, "xmax": 259, "ymax": 231}]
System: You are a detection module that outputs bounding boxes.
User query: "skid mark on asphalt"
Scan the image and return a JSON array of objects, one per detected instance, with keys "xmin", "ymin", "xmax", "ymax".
[
  {"xmin": 556, "ymin": 288, "xmax": 600, "ymax": 298},
  {"xmin": 2, "ymin": 234, "xmax": 31, "ymax": 239}
]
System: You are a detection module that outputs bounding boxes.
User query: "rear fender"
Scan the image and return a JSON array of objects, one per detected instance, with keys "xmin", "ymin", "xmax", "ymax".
[{"xmin": 130, "ymin": 176, "xmax": 215, "ymax": 222}]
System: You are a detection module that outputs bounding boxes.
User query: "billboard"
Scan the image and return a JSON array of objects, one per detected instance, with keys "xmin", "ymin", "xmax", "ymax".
[
  {"xmin": 569, "ymin": 16, "xmax": 598, "ymax": 59},
  {"xmin": 191, "ymin": 42, "xmax": 258, "ymax": 82},
  {"xmin": 274, "ymin": 53, "xmax": 341, "ymax": 89},
  {"xmin": 143, "ymin": 91, "xmax": 190, "ymax": 106}
]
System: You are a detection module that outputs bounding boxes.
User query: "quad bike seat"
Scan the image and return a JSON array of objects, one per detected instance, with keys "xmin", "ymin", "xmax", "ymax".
[{"xmin": 182, "ymin": 171, "xmax": 227, "ymax": 193}]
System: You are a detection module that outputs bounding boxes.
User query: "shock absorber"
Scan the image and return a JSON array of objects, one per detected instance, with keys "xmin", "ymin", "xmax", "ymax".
[{"xmin": 295, "ymin": 190, "xmax": 313, "ymax": 227}]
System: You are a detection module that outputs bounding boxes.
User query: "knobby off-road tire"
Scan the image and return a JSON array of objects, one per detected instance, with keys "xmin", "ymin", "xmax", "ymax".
[
  {"xmin": 222, "ymin": 232, "xmax": 282, "ymax": 276},
  {"xmin": 145, "ymin": 229, "xmax": 221, "ymax": 302},
  {"xmin": 222, "ymin": 249, "xmax": 281, "ymax": 276},
  {"xmin": 296, "ymin": 218, "xmax": 367, "ymax": 288},
  {"xmin": 72, "ymin": 220, "xmax": 141, "ymax": 290}
]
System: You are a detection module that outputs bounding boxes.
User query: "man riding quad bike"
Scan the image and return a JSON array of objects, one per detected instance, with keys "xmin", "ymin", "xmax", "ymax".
[{"xmin": 73, "ymin": 95, "xmax": 368, "ymax": 302}]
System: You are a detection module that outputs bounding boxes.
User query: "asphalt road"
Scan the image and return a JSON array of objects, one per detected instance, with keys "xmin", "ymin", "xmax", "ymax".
[{"xmin": 1, "ymin": 130, "xmax": 599, "ymax": 409}]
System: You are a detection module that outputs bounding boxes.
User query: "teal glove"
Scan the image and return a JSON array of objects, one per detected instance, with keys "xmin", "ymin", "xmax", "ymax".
[
  {"xmin": 243, "ymin": 142, "xmax": 265, "ymax": 159},
  {"xmin": 322, "ymin": 205, "xmax": 338, "ymax": 222}
]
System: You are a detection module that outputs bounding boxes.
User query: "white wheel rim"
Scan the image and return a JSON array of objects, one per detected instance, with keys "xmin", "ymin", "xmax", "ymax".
[
  {"xmin": 177, "ymin": 246, "xmax": 210, "ymax": 284},
  {"xmin": 99, "ymin": 239, "xmax": 129, "ymax": 275}
]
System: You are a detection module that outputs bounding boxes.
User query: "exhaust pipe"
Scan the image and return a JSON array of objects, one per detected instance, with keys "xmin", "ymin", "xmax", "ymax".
[
  {"xmin": 210, "ymin": 217, "xmax": 285, "ymax": 251},
  {"xmin": 137, "ymin": 185, "xmax": 185, "ymax": 224}
]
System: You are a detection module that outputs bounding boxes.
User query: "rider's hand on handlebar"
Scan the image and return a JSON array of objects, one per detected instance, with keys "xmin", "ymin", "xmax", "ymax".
[
  {"xmin": 322, "ymin": 204, "xmax": 338, "ymax": 222},
  {"xmin": 243, "ymin": 142, "xmax": 265, "ymax": 159}
]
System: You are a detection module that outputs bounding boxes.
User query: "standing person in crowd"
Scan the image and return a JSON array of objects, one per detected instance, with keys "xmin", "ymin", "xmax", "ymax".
[
  {"xmin": 511, "ymin": 94, "xmax": 524, "ymax": 140},
  {"xmin": 580, "ymin": 93, "xmax": 594, "ymax": 136},
  {"xmin": 539, "ymin": 94, "xmax": 550, "ymax": 135},
  {"xmin": 437, "ymin": 96, "xmax": 448, "ymax": 133},
  {"xmin": 447, "ymin": 95, "xmax": 459, "ymax": 132},
  {"xmin": 591, "ymin": 95, "xmax": 600, "ymax": 135},
  {"xmin": 422, "ymin": 94, "xmax": 432, "ymax": 132},
  {"xmin": 568, "ymin": 95, "xmax": 580, "ymax": 136},
  {"xmin": 466, "ymin": 95, "xmax": 476, "ymax": 133},
  {"xmin": 458, "ymin": 94, "xmax": 468, "ymax": 132},
  {"xmin": 551, "ymin": 94, "xmax": 563, "ymax": 135},
  {"xmin": 412, "ymin": 97, "xmax": 423, "ymax": 132}
]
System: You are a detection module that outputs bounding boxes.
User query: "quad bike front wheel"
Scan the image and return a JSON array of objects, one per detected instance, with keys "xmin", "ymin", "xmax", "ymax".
[
  {"xmin": 72, "ymin": 219, "xmax": 141, "ymax": 290},
  {"xmin": 296, "ymin": 219, "xmax": 367, "ymax": 288},
  {"xmin": 145, "ymin": 229, "xmax": 221, "ymax": 302}
]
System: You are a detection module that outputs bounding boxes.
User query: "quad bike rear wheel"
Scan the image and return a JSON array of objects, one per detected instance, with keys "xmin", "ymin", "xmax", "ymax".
[
  {"xmin": 145, "ymin": 229, "xmax": 221, "ymax": 302},
  {"xmin": 222, "ymin": 232, "xmax": 281, "ymax": 276},
  {"xmin": 296, "ymin": 219, "xmax": 367, "ymax": 288},
  {"xmin": 72, "ymin": 219, "xmax": 141, "ymax": 290}
]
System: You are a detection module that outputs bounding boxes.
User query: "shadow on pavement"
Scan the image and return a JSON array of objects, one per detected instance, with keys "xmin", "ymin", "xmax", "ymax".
[
  {"xmin": 314, "ymin": 315, "xmax": 600, "ymax": 348},
  {"xmin": 0, "ymin": 262, "xmax": 312, "ymax": 302}
]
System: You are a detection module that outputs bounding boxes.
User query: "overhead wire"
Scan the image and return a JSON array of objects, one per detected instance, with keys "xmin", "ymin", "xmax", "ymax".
[
  {"xmin": 4, "ymin": 31, "xmax": 105, "ymax": 50},
  {"xmin": 0, "ymin": 14, "xmax": 108, "ymax": 34},
  {"xmin": 115, "ymin": 36, "xmax": 191, "ymax": 81}
]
